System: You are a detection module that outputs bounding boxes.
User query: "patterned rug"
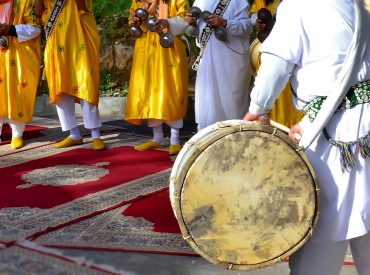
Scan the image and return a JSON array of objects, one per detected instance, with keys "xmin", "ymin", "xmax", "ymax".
[
  {"xmin": 34, "ymin": 187, "xmax": 354, "ymax": 265},
  {"xmin": 34, "ymin": 189, "xmax": 196, "ymax": 256},
  {"xmin": 0, "ymin": 245, "xmax": 120, "ymax": 274},
  {"xmin": 0, "ymin": 131, "xmax": 173, "ymax": 243}
]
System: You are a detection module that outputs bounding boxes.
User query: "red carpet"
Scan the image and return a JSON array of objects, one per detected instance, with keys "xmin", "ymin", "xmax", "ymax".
[
  {"xmin": 0, "ymin": 124, "xmax": 47, "ymax": 144},
  {"xmin": 123, "ymin": 189, "xmax": 181, "ymax": 234},
  {"xmin": 34, "ymin": 189, "xmax": 197, "ymax": 256},
  {"xmin": 0, "ymin": 145, "xmax": 173, "ymax": 243}
]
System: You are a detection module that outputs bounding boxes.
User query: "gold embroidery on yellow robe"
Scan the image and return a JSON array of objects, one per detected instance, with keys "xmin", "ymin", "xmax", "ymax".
[
  {"xmin": 124, "ymin": 0, "xmax": 189, "ymax": 125},
  {"xmin": 250, "ymin": 0, "xmax": 303, "ymax": 127},
  {"xmin": 41, "ymin": 0, "xmax": 100, "ymax": 106},
  {"xmin": 0, "ymin": 0, "xmax": 41, "ymax": 122}
]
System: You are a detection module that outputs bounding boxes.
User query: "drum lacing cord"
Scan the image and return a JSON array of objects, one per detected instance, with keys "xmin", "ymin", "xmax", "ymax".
[
  {"xmin": 272, "ymin": 128, "xmax": 278, "ymax": 136},
  {"xmin": 183, "ymin": 235, "xmax": 191, "ymax": 240},
  {"xmin": 304, "ymin": 219, "xmax": 314, "ymax": 237},
  {"xmin": 228, "ymin": 264, "xmax": 234, "ymax": 270}
]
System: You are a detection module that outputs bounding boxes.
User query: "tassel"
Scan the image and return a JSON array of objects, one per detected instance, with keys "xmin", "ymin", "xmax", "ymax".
[
  {"xmin": 330, "ymin": 141, "xmax": 357, "ymax": 173},
  {"xmin": 357, "ymin": 133, "xmax": 370, "ymax": 159}
]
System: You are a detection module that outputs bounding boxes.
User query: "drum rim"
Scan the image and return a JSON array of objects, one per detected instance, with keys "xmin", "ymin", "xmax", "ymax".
[
  {"xmin": 170, "ymin": 121, "xmax": 320, "ymax": 271},
  {"xmin": 249, "ymin": 38, "xmax": 261, "ymax": 77}
]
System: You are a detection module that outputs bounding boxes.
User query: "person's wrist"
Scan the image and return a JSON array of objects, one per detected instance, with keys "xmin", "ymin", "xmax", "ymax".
[{"xmin": 222, "ymin": 19, "xmax": 227, "ymax": 27}]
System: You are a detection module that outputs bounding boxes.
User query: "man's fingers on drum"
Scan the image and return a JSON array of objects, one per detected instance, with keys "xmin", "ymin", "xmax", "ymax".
[
  {"xmin": 289, "ymin": 132, "xmax": 299, "ymax": 143},
  {"xmin": 289, "ymin": 124, "xmax": 303, "ymax": 142}
]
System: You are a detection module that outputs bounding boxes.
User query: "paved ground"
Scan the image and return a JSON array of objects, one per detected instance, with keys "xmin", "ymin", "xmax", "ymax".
[
  {"xmin": 6, "ymin": 113, "xmax": 356, "ymax": 275},
  {"xmin": 60, "ymin": 248, "xmax": 357, "ymax": 275}
]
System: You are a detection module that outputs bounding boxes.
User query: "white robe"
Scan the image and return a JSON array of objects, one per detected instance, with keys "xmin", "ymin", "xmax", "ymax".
[
  {"xmin": 250, "ymin": 0, "xmax": 370, "ymax": 242},
  {"xmin": 193, "ymin": 0, "xmax": 253, "ymax": 130}
]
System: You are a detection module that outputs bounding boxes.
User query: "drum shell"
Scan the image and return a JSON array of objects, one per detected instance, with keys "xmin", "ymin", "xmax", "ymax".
[{"xmin": 249, "ymin": 38, "xmax": 261, "ymax": 77}]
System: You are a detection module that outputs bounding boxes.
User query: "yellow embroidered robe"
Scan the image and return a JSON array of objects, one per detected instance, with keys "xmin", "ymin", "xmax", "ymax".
[
  {"xmin": 124, "ymin": 0, "xmax": 189, "ymax": 124},
  {"xmin": 250, "ymin": 0, "xmax": 279, "ymax": 14},
  {"xmin": 41, "ymin": 0, "xmax": 100, "ymax": 105},
  {"xmin": 0, "ymin": 0, "xmax": 41, "ymax": 122},
  {"xmin": 250, "ymin": 0, "xmax": 304, "ymax": 127}
]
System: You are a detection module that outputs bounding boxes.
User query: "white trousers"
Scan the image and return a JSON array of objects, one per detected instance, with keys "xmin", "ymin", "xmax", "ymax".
[
  {"xmin": 56, "ymin": 94, "xmax": 102, "ymax": 131},
  {"xmin": 147, "ymin": 118, "xmax": 183, "ymax": 129},
  {"xmin": 289, "ymin": 231, "xmax": 370, "ymax": 275},
  {"xmin": 0, "ymin": 117, "xmax": 26, "ymax": 138}
]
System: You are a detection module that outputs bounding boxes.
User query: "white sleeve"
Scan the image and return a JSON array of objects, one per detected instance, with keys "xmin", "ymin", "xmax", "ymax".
[
  {"xmin": 249, "ymin": 52, "xmax": 294, "ymax": 115},
  {"xmin": 168, "ymin": 16, "xmax": 188, "ymax": 36},
  {"xmin": 15, "ymin": 25, "xmax": 41, "ymax": 42}
]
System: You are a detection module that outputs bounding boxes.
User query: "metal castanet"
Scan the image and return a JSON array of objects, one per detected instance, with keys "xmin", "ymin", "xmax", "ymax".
[
  {"xmin": 135, "ymin": 8, "xmax": 149, "ymax": 21},
  {"xmin": 159, "ymin": 33, "xmax": 174, "ymax": 48},
  {"xmin": 128, "ymin": 25, "xmax": 142, "ymax": 38},
  {"xmin": 146, "ymin": 17, "xmax": 157, "ymax": 32},
  {"xmin": 189, "ymin": 6, "xmax": 202, "ymax": 19},
  {"xmin": 129, "ymin": 8, "xmax": 149, "ymax": 39},
  {"xmin": 214, "ymin": 26, "xmax": 227, "ymax": 42},
  {"xmin": 170, "ymin": 120, "xmax": 320, "ymax": 271}
]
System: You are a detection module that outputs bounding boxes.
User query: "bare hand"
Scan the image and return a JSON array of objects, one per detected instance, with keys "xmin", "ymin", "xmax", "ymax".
[
  {"xmin": 185, "ymin": 13, "xmax": 197, "ymax": 26},
  {"xmin": 153, "ymin": 19, "xmax": 170, "ymax": 34},
  {"xmin": 255, "ymin": 19, "xmax": 267, "ymax": 32},
  {"xmin": 207, "ymin": 15, "xmax": 226, "ymax": 27},
  {"xmin": 0, "ymin": 24, "xmax": 10, "ymax": 35},
  {"xmin": 243, "ymin": 112, "xmax": 271, "ymax": 125},
  {"xmin": 289, "ymin": 123, "xmax": 303, "ymax": 143}
]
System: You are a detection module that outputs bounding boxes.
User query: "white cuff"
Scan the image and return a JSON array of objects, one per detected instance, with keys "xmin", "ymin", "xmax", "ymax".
[
  {"xmin": 248, "ymin": 101, "xmax": 270, "ymax": 115},
  {"xmin": 168, "ymin": 16, "xmax": 187, "ymax": 36},
  {"xmin": 15, "ymin": 25, "xmax": 41, "ymax": 42}
]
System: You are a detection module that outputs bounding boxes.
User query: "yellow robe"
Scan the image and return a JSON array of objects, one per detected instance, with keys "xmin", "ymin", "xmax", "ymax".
[
  {"xmin": 41, "ymin": 0, "xmax": 100, "ymax": 106},
  {"xmin": 250, "ymin": 0, "xmax": 304, "ymax": 127},
  {"xmin": 250, "ymin": 0, "xmax": 279, "ymax": 14},
  {"xmin": 124, "ymin": 0, "xmax": 189, "ymax": 125},
  {"xmin": 0, "ymin": 0, "xmax": 41, "ymax": 122}
]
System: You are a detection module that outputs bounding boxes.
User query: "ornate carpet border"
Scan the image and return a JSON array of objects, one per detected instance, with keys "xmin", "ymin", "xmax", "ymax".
[
  {"xmin": 0, "ymin": 168, "xmax": 171, "ymax": 243},
  {"xmin": 0, "ymin": 244, "xmax": 120, "ymax": 274},
  {"xmin": 34, "ymin": 205, "xmax": 197, "ymax": 256}
]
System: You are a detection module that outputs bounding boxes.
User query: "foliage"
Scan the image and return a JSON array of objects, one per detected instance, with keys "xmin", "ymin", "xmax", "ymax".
[
  {"xmin": 93, "ymin": 0, "xmax": 131, "ymax": 22},
  {"xmin": 99, "ymin": 70, "xmax": 129, "ymax": 97}
]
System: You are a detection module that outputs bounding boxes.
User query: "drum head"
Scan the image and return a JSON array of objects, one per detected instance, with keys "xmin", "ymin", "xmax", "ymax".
[
  {"xmin": 170, "ymin": 120, "xmax": 319, "ymax": 271},
  {"xmin": 249, "ymin": 38, "xmax": 261, "ymax": 77}
]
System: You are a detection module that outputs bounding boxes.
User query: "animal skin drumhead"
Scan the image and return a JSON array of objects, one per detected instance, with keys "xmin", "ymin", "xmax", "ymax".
[{"xmin": 170, "ymin": 120, "xmax": 319, "ymax": 270}]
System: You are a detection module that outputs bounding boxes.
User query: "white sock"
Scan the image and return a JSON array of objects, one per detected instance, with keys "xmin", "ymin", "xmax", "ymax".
[
  {"xmin": 69, "ymin": 127, "xmax": 82, "ymax": 140},
  {"xmin": 152, "ymin": 124, "xmax": 165, "ymax": 144},
  {"xmin": 91, "ymin": 128, "xmax": 101, "ymax": 139},
  {"xmin": 9, "ymin": 120, "xmax": 26, "ymax": 138},
  {"xmin": 170, "ymin": 127, "xmax": 180, "ymax": 145}
]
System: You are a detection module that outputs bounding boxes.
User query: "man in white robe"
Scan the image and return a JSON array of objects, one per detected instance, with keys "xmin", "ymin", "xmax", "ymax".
[
  {"xmin": 187, "ymin": 0, "xmax": 253, "ymax": 131},
  {"xmin": 244, "ymin": 0, "xmax": 370, "ymax": 274}
]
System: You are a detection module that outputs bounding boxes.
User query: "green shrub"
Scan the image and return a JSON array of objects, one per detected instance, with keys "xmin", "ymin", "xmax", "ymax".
[{"xmin": 93, "ymin": 0, "xmax": 131, "ymax": 22}]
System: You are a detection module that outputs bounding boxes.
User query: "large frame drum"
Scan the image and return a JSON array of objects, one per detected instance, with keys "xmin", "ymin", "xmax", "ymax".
[{"xmin": 170, "ymin": 120, "xmax": 320, "ymax": 271}]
